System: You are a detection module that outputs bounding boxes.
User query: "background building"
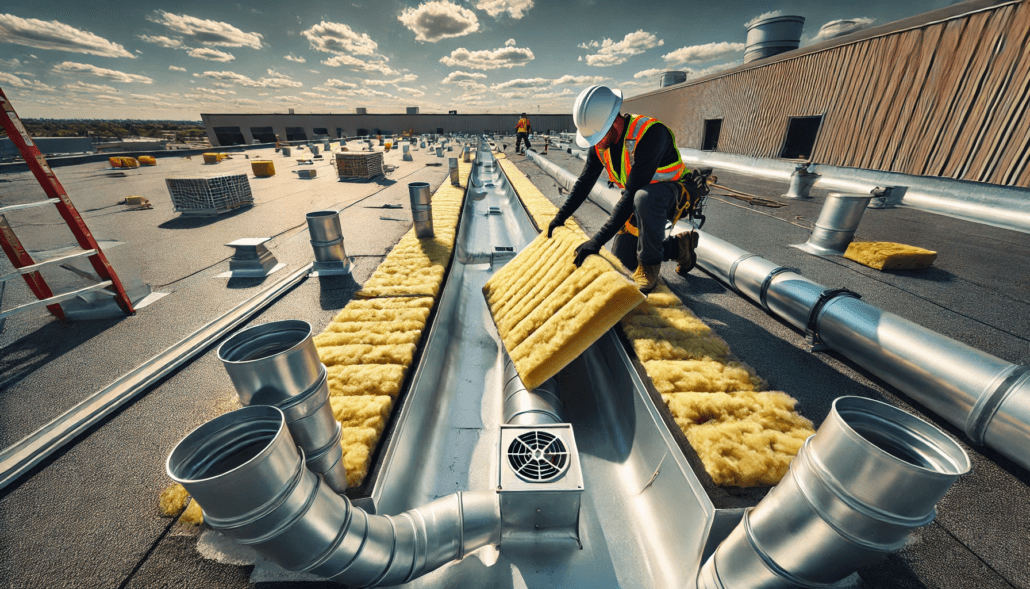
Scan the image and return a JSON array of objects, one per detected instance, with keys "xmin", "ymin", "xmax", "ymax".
[{"xmin": 200, "ymin": 113, "xmax": 574, "ymax": 146}]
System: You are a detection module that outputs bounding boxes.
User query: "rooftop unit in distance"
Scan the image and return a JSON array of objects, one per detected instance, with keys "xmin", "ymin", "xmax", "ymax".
[
  {"xmin": 356, "ymin": 107, "xmax": 367, "ymax": 115},
  {"xmin": 660, "ymin": 71, "xmax": 687, "ymax": 88},
  {"xmin": 407, "ymin": 106, "xmax": 419, "ymax": 115},
  {"xmin": 744, "ymin": 15, "xmax": 805, "ymax": 63}
]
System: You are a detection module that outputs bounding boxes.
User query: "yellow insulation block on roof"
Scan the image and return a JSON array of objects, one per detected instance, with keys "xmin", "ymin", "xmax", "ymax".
[
  {"xmin": 315, "ymin": 329, "xmax": 423, "ymax": 346},
  {"xmin": 484, "ymin": 228, "xmax": 645, "ymax": 390},
  {"xmin": 202, "ymin": 152, "xmax": 220, "ymax": 164},
  {"xmin": 251, "ymin": 160, "xmax": 275, "ymax": 177},
  {"xmin": 331, "ymin": 307, "xmax": 430, "ymax": 325},
  {"xmin": 663, "ymin": 391, "xmax": 815, "ymax": 487},
  {"xmin": 341, "ymin": 427, "xmax": 379, "ymax": 488},
  {"xmin": 644, "ymin": 360, "xmax": 760, "ymax": 394},
  {"xmin": 327, "ymin": 363, "xmax": 408, "ymax": 397},
  {"xmin": 108, "ymin": 156, "xmax": 123, "ymax": 168},
  {"xmin": 330, "ymin": 395, "xmax": 393, "ymax": 434},
  {"xmin": 318, "ymin": 343, "xmax": 416, "ymax": 367},
  {"xmin": 339, "ymin": 297, "xmax": 435, "ymax": 312},
  {"xmin": 844, "ymin": 241, "xmax": 937, "ymax": 271},
  {"xmin": 119, "ymin": 157, "xmax": 139, "ymax": 168},
  {"xmin": 138, "ymin": 155, "xmax": 157, "ymax": 166},
  {"xmin": 159, "ymin": 483, "xmax": 189, "ymax": 516}
]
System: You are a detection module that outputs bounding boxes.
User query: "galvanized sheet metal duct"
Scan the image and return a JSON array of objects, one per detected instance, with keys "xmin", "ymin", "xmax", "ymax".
[
  {"xmin": 167, "ymin": 406, "xmax": 501, "ymax": 587},
  {"xmin": 502, "ymin": 351, "xmax": 563, "ymax": 425},
  {"xmin": 698, "ymin": 397, "xmax": 970, "ymax": 588},
  {"xmin": 527, "ymin": 151, "xmax": 1030, "ymax": 472}
]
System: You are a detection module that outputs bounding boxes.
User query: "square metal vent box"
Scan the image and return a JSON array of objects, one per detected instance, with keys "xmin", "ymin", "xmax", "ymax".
[{"xmin": 498, "ymin": 424, "xmax": 583, "ymax": 545}]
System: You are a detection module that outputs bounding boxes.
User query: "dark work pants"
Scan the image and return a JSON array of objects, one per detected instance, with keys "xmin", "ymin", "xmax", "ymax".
[
  {"xmin": 515, "ymin": 132, "xmax": 531, "ymax": 152},
  {"xmin": 610, "ymin": 181, "xmax": 681, "ymax": 270}
]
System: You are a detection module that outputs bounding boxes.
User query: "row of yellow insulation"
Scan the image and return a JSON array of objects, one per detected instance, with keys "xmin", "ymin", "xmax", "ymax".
[
  {"xmin": 109, "ymin": 156, "xmax": 140, "ymax": 168},
  {"xmin": 844, "ymin": 241, "xmax": 937, "ymax": 271},
  {"xmin": 138, "ymin": 155, "xmax": 157, "ymax": 166},
  {"xmin": 496, "ymin": 158, "xmax": 814, "ymax": 488},
  {"xmin": 251, "ymin": 160, "xmax": 276, "ymax": 177},
  {"xmin": 311, "ymin": 160, "xmax": 472, "ymax": 488}
]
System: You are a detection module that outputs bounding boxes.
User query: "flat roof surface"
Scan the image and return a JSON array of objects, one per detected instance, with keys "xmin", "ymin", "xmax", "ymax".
[{"xmin": 0, "ymin": 139, "xmax": 1027, "ymax": 588}]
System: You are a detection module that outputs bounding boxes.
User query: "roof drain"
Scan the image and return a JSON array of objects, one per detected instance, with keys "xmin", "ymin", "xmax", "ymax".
[
  {"xmin": 698, "ymin": 397, "xmax": 970, "ymax": 589},
  {"xmin": 217, "ymin": 320, "xmax": 348, "ymax": 494},
  {"xmin": 527, "ymin": 150, "xmax": 1030, "ymax": 473},
  {"xmin": 167, "ymin": 406, "xmax": 501, "ymax": 586}
]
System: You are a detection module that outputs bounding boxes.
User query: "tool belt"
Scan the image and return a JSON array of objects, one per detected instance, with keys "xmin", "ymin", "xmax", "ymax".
[{"xmin": 619, "ymin": 168, "xmax": 715, "ymax": 237}]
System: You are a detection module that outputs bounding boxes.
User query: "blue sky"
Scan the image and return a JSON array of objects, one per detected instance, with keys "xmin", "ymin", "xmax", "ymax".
[{"xmin": 0, "ymin": 0, "xmax": 962, "ymax": 120}]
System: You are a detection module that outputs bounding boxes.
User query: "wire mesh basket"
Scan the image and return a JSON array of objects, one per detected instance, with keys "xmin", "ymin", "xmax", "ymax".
[
  {"xmin": 335, "ymin": 152, "xmax": 384, "ymax": 180},
  {"xmin": 165, "ymin": 174, "xmax": 254, "ymax": 216}
]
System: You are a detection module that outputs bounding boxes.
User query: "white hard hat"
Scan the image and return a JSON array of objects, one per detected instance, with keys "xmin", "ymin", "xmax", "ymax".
[{"xmin": 573, "ymin": 85, "xmax": 624, "ymax": 148}]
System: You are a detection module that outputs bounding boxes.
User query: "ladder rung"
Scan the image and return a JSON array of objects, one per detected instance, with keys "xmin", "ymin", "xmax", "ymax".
[
  {"xmin": 0, "ymin": 200, "xmax": 57, "ymax": 215},
  {"xmin": 0, "ymin": 249, "xmax": 97, "ymax": 284},
  {"xmin": 0, "ymin": 281, "xmax": 113, "ymax": 320}
]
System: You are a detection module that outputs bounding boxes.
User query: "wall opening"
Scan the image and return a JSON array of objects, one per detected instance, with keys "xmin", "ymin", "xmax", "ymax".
[
  {"xmin": 249, "ymin": 127, "xmax": 276, "ymax": 143},
  {"xmin": 356, "ymin": 128, "xmax": 369, "ymax": 136},
  {"xmin": 285, "ymin": 127, "xmax": 308, "ymax": 141},
  {"xmin": 313, "ymin": 127, "xmax": 329, "ymax": 138},
  {"xmin": 701, "ymin": 119, "xmax": 722, "ymax": 151},
  {"xmin": 336, "ymin": 128, "xmax": 343, "ymax": 138},
  {"xmin": 213, "ymin": 126, "xmax": 246, "ymax": 146},
  {"xmin": 779, "ymin": 116, "xmax": 823, "ymax": 160},
  {"xmin": 437, "ymin": 127, "xmax": 444, "ymax": 134}
]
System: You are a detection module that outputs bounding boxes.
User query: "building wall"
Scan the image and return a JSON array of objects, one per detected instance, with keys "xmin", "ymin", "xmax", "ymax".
[
  {"xmin": 0, "ymin": 136, "xmax": 93, "ymax": 159},
  {"xmin": 624, "ymin": 0, "xmax": 1030, "ymax": 187},
  {"xmin": 200, "ymin": 113, "xmax": 574, "ymax": 147}
]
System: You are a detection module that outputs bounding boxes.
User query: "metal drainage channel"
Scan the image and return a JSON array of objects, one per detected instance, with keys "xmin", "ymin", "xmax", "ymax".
[{"xmin": 165, "ymin": 143, "xmax": 970, "ymax": 587}]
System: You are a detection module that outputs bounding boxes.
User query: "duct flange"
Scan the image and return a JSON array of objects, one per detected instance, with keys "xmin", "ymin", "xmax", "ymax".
[
  {"xmin": 783, "ymin": 163, "xmax": 818, "ymax": 199},
  {"xmin": 791, "ymin": 192, "xmax": 873, "ymax": 256},
  {"xmin": 305, "ymin": 210, "xmax": 352, "ymax": 276}
]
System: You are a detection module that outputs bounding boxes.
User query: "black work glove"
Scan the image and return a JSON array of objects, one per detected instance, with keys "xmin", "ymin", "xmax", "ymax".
[
  {"xmin": 573, "ymin": 238, "xmax": 601, "ymax": 267},
  {"xmin": 547, "ymin": 216, "xmax": 566, "ymax": 238}
]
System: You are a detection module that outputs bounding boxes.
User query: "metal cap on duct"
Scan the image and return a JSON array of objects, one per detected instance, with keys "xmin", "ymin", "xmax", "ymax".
[
  {"xmin": 660, "ymin": 71, "xmax": 687, "ymax": 88},
  {"xmin": 745, "ymin": 15, "xmax": 805, "ymax": 63}
]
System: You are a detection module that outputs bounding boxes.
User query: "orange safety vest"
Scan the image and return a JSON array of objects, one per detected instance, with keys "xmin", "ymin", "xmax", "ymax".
[
  {"xmin": 516, "ymin": 118, "xmax": 530, "ymax": 133},
  {"xmin": 595, "ymin": 115, "xmax": 688, "ymax": 236}
]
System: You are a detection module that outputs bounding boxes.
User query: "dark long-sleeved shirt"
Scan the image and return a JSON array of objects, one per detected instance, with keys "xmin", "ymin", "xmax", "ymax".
[{"xmin": 556, "ymin": 115, "xmax": 681, "ymax": 245}]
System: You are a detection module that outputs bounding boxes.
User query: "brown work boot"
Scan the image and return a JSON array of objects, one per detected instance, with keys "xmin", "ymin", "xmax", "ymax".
[
  {"xmin": 632, "ymin": 264, "xmax": 662, "ymax": 294},
  {"xmin": 675, "ymin": 230, "xmax": 699, "ymax": 275}
]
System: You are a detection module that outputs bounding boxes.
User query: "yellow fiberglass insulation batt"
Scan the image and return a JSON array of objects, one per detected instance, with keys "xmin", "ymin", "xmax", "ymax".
[
  {"xmin": 483, "ymin": 228, "xmax": 645, "ymax": 390},
  {"xmin": 844, "ymin": 241, "xmax": 937, "ymax": 270},
  {"xmin": 496, "ymin": 158, "xmax": 815, "ymax": 488},
  {"xmin": 308, "ymin": 161, "xmax": 471, "ymax": 488}
]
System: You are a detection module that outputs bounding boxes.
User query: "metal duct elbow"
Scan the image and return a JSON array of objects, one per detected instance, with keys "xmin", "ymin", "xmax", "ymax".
[{"xmin": 167, "ymin": 406, "xmax": 501, "ymax": 587}]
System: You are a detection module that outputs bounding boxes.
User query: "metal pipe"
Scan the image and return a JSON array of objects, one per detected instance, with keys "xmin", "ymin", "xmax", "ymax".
[
  {"xmin": 305, "ymin": 210, "xmax": 351, "ymax": 275},
  {"xmin": 217, "ymin": 320, "xmax": 348, "ymax": 492},
  {"xmin": 449, "ymin": 157, "xmax": 459, "ymax": 186},
  {"xmin": 529, "ymin": 151, "xmax": 1030, "ymax": 471},
  {"xmin": 167, "ymin": 406, "xmax": 501, "ymax": 586},
  {"xmin": 698, "ymin": 397, "xmax": 969, "ymax": 588},
  {"xmin": 408, "ymin": 182, "xmax": 435, "ymax": 238},
  {"xmin": 792, "ymin": 192, "xmax": 874, "ymax": 256},
  {"xmin": 501, "ymin": 351, "xmax": 563, "ymax": 425}
]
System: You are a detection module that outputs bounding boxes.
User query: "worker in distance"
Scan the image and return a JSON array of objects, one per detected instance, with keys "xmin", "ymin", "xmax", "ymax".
[
  {"xmin": 515, "ymin": 113, "xmax": 532, "ymax": 155},
  {"xmin": 547, "ymin": 85, "xmax": 711, "ymax": 293}
]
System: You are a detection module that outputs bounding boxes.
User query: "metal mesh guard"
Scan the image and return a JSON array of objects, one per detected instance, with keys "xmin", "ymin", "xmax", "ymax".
[{"xmin": 507, "ymin": 430, "xmax": 568, "ymax": 482}]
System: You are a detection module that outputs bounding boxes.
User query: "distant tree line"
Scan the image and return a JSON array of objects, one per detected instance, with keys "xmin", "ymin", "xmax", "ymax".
[{"xmin": 2, "ymin": 120, "xmax": 207, "ymax": 141}]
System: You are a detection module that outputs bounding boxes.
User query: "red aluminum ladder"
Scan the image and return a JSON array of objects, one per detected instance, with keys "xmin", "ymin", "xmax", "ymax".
[{"xmin": 0, "ymin": 86, "xmax": 134, "ymax": 320}]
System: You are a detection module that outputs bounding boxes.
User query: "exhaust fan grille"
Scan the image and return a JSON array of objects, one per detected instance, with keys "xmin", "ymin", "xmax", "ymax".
[{"xmin": 507, "ymin": 430, "xmax": 568, "ymax": 482}]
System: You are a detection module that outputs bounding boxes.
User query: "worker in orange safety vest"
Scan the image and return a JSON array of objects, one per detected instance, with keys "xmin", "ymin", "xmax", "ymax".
[
  {"xmin": 515, "ymin": 113, "xmax": 531, "ymax": 155},
  {"xmin": 548, "ymin": 85, "xmax": 709, "ymax": 294}
]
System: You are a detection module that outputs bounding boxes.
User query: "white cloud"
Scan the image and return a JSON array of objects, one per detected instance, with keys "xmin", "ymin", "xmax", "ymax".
[
  {"xmin": 634, "ymin": 68, "xmax": 664, "ymax": 79},
  {"xmin": 746, "ymin": 10, "xmax": 782, "ymax": 28},
  {"xmin": 0, "ymin": 72, "xmax": 54, "ymax": 91},
  {"xmin": 193, "ymin": 70, "xmax": 302, "ymax": 88},
  {"xmin": 491, "ymin": 77, "xmax": 550, "ymax": 90},
  {"xmin": 53, "ymin": 61, "xmax": 153, "ymax": 83},
  {"xmin": 321, "ymin": 54, "xmax": 397, "ymax": 75},
  {"xmin": 308, "ymin": 69, "xmax": 320, "ymax": 74},
  {"xmin": 394, "ymin": 86, "xmax": 425, "ymax": 97},
  {"xmin": 149, "ymin": 10, "xmax": 263, "ymax": 49},
  {"xmin": 811, "ymin": 18, "xmax": 875, "ymax": 43},
  {"xmin": 0, "ymin": 57, "xmax": 20, "ymax": 68},
  {"xmin": 364, "ymin": 74, "xmax": 418, "ymax": 87},
  {"xmin": 497, "ymin": 88, "xmax": 572, "ymax": 100},
  {"xmin": 301, "ymin": 21, "xmax": 379, "ymax": 56},
  {"xmin": 440, "ymin": 43, "xmax": 534, "ymax": 70},
  {"xmin": 187, "ymin": 47, "xmax": 235, "ymax": 62},
  {"xmin": 197, "ymin": 87, "xmax": 237, "ymax": 95},
  {"xmin": 0, "ymin": 14, "xmax": 134, "ymax": 58},
  {"xmin": 552, "ymin": 74, "xmax": 606, "ymax": 85},
  {"xmin": 137, "ymin": 34, "xmax": 183, "ymax": 49},
  {"xmin": 320, "ymin": 78, "xmax": 358, "ymax": 90},
  {"xmin": 663, "ymin": 42, "xmax": 744, "ymax": 65},
  {"xmin": 398, "ymin": 1, "xmax": 479, "ymax": 43},
  {"xmin": 169, "ymin": 65, "xmax": 187, "ymax": 72},
  {"xmin": 441, "ymin": 71, "xmax": 487, "ymax": 84},
  {"xmin": 95, "ymin": 94, "xmax": 126, "ymax": 104},
  {"xmin": 130, "ymin": 93, "xmax": 174, "ymax": 106},
  {"xmin": 580, "ymin": 30, "xmax": 663, "ymax": 67},
  {"xmin": 475, "ymin": 0, "xmax": 533, "ymax": 19},
  {"xmin": 284, "ymin": 54, "xmax": 306, "ymax": 63},
  {"xmin": 301, "ymin": 91, "xmax": 331, "ymax": 99},
  {"xmin": 63, "ymin": 81, "xmax": 118, "ymax": 93}
]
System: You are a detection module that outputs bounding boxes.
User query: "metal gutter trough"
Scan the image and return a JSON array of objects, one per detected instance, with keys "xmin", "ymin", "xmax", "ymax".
[{"xmin": 168, "ymin": 145, "xmax": 971, "ymax": 587}]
